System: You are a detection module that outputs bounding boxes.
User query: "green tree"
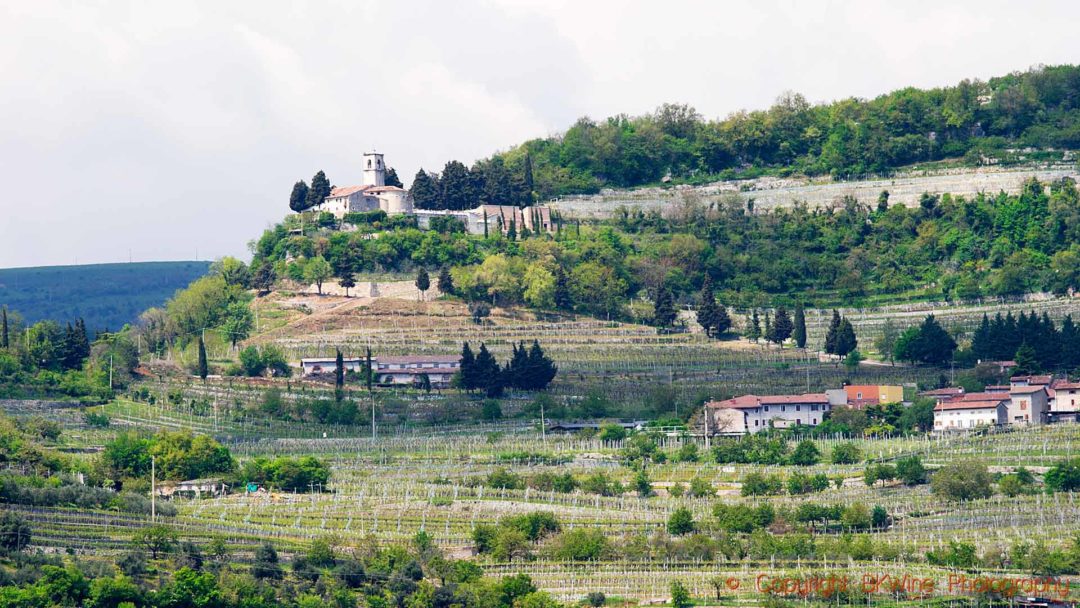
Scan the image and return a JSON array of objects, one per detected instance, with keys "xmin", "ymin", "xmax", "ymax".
[
  {"xmin": 746, "ymin": 310, "xmax": 761, "ymax": 341},
  {"xmin": 875, "ymin": 318, "xmax": 898, "ymax": 364},
  {"xmin": 932, "ymin": 461, "xmax": 993, "ymax": 501},
  {"xmin": 768, "ymin": 305, "xmax": 793, "ymax": 347},
  {"xmin": 339, "ymin": 272, "xmax": 356, "ymax": 297},
  {"xmin": 410, "ymin": 169, "xmax": 441, "ymax": 209},
  {"xmin": 437, "ymin": 267, "xmax": 454, "ymax": 295},
  {"xmin": 306, "ymin": 170, "xmax": 332, "ymax": 209},
  {"xmin": 133, "ymin": 524, "xmax": 178, "ymax": 559},
  {"xmin": 788, "ymin": 440, "xmax": 820, "ymax": 466},
  {"xmin": 416, "ymin": 268, "xmax": 430, "ymax": 301},
  {"xmin": 0, "ymin": 512, "xmax": 31, "ymax": 551},
  {"xmin": 652, "ymin": 287, "xmax": 676, "ymax": 327},
  {"xmin": 896, "ymin": 455, "xmax": 926, "ymax": 485},
  {"xmin": 196, "ymin": 336, "xmax": 208, "ymax": 380},
  {"xmin": 1013, "ymin": 341, "xmax": 1040, "ymax": 375},
  {"xmin": 670, "ymin": 580, "xmax": 692, "ymax": 608},
  {"xmin": 252, "ymin": 262, "xmax": 276, "ymax": 295},
  {"xmin": 1044, "ymin": 458, "xmax": 1080, "ymax": 493},
  {"xmin": 289, "ymin": 180, "xmax": 310, "ymax": 212},
  {"xmin": 844, "ymin": 349, "xmax": 863, "ymax": 373},
  {"xmin": 252, "ymin": 542, "xmax": 283, "ymax": 580},
  {"xmin": 793, "ymin": 302, "xmax": 806, "ymax": 348},
  {"xmin": 304, "ymin": 256, "xmax": 333, "ymax": 295},
  {"xmin": 220, "ymin": 301, "xmax": 253, "ymax": 349},
  {"xmin": 667, "ymin": 507, "xmax": 695, "ymax": 535},
  {"xmin": 384, "ymin": 167, "xmax": 404, "ymax": 188},
  {"xmin": 1, "ymin": 306, "xmax": 9, "ymax": 349}
]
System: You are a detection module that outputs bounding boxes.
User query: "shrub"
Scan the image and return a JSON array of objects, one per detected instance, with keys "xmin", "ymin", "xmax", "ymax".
[
  {"xmin": 1044, "ymin": 458, "xmax": 1080, "ymax": 493},
  {"xmin": 552, "ymin": 529, "xmax": 610, "ymax": 561},
  {"xmin": 741, "ymin": 472, "xmax": 783, "ymax": 496},
  {"xmin": 688, "ymin": 476, "xmax": 715, "ymax": 498},
  {"xmin": 788, "ymin": 440, "xmax": 820, "ymax": 466},
  {"xmin": 0, "ymin": 512, "xmax": 31, "ymax": 551},
  {"xmin": 667, "ymin": 507, "xmax": 696, "ymax": 535},
  {"xmin": 896, "ymin": 455, "xmax": 926, "ymax": 485},
  {"xmin": 830, "ymin": 442, "xmax": 862, "ymax": 464},
  {"xmin": 932, "ymin": 460, "xmax": 993, "ymax": 501},
  {"xmin": 670, "ymin": 580, "xmax": 692, "ymax": 608}
]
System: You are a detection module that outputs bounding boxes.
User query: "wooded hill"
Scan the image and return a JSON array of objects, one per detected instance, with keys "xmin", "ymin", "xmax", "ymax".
[
  {"xmin": 0, "ymin": 261, "xmax": 210, "ymax": 332},
  {"xmin": 409, "ymin": 65, "xmax": 1080, "ymax": 204}
]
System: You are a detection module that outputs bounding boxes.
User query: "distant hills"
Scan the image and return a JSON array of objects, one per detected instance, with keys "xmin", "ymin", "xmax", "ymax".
[{"xmin": 0, "ymin": 261, "xmax": 210, "ymax": 332}]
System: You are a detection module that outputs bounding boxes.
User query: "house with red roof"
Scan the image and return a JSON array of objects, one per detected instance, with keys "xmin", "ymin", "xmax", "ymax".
[
  {"xmin": 933, "ymin": 397, "xmax": 1008, "ymax": 431},
  {"xmin": 704, "ymin": 393, "xmax": 831, "ymax": 436}
]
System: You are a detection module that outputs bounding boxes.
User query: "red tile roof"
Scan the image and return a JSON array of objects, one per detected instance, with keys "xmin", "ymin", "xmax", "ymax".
[
  {"xmin": 954, "ymin": 392, "xmax": 1010, "ymax": 402},
  {"xmin": 1010, "ymin": 385, "xmax": 1047, "ymax": 394},
  {"xmin": 329, "ymin": 185, "xmax": 371, "ymax": 198},
  {"xmin": 1010, "ymin": 374, "xmax": 1052, "ymax": 385},
  {"xmin": 935, "ymin": 399, "xmax": 1006, "ymax": 411},
  {"xmin": 377, "ymin": 355, "xmax": 461, "ymax": 365},
  {"xmin": 707, "ymin": 393, "xmax": 829, "ymax": 410}
]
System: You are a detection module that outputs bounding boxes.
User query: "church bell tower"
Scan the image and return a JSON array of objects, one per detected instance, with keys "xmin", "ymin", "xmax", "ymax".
[{"xmin": 362, "ymin": 151, "xmax": 385, "ymax": 187}]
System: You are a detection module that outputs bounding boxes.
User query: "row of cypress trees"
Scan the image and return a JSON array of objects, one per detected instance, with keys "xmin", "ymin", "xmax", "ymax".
[{"xmin": 457, "ymin": 340, "xmax": 557, "ymax": 397}]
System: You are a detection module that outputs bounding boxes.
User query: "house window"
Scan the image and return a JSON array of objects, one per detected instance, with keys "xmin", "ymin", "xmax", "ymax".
[
  {"xmin": 812, "ymin": 418, "xmax": 817, "ymax": 424},
  {"xmin": 857, "ymin": 392, "xmax": 863, "ymax": 399},
  {"xmin": 796, "ymin": 405, "xmax": 801, "ymax": 412},
  {"xmin": 764, "ymin": 406, "xmax": 769, "ymax": 412},
  {"xmin": 797, "ymin": 419, "xmax": 801, "ymax": 425},
  {"xmin": 1020, "ymin": 401, "xmax": 1028, "ymax": 410},
  {"xmin": 781, "ymin": 405, "xmax": 786, "ymax": 412},
  {"xmin": 754, "ymin": 420, "xmax": 759, "ymax": 426}
]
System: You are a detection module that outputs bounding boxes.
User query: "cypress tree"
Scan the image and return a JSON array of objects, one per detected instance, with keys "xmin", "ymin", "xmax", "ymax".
[
  {"xmin": 459, "ymin": 343, "xmax": 477, "ymax": 391},
  {"xmin": 508, "ymin": 218, "xmax": 517, "ymax": 241},
  {"xmin": 365, "ymin": 347, "xmax": 373, "ymax": 392},
  {"xmin": 415, "ymin": 268, "xmax": 430, "ymax": 301},
  {"xmin": 522, "ymin": 154, "xmax": 535, "ymax": 205},
  {"xmin": 747, "ymin": 310, "xmax": 761, "ymax": 341},
  {"xmin": 307, "ymin": 170, "xmax": 332, "ymax": 208},
  {"xmin": 793, "ymin": 303, "xmax": 807, "ymax": 349},
  {"xmin": 475, "ymin": 343, "xmax": 501, "ymax": 397},
  {"xmin": 834, "ymin": 319, "xmax": 859, "ymax": 359},
  {"xmin": 482, "ymin": 209, "xmax": 489, "ymax": 238},
  {"xmin": 763, "ymin": 310, "xmax": 772, "ymax": 342},
  {"xmin": 697, "ymin": 277, "xmax": 718, "ymax": 337},
  {"xmin": 197, "ymin": 336, "xmax": 208, "ymax": 380},
  {"xmin": 553, "ymin": 268, "xmax": 572, "ymax": 310},
  {"xmin": 527, "ymin": 340, "xmax": 557, "ymax": 390},
  {"xmin": 437, "ymin": 267, "xmax": 454, "ymax": 295},
  {"xmin": 335, "ymin": 349, "xmax": 345, "ymax": 393},
  {"xmin": 824, "ymin": 310, "xmax": 842, "ymax": 355},
  {"xmin": 652, "ymin": 287, "xmax": 676, "ymax": 327},
  {"xmin": 1, "ymin": 306, "xmax": 7, "ymax": 349},
  {"xmin": 289, "ymin": 180, "xmax": 310, "ymax": 212},
  {"xmin": 771, "ymin": 306, "xmax": 794, "ymax": 348}
]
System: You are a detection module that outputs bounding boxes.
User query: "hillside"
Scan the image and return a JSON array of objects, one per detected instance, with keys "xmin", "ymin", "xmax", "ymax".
[
  {"xmin": 0, "ymin": 261, "xmax": 210, "ymax": 332},
  {"xmin": 407, "ymin": 65, "xmax": 1080, "ymax": 208}
]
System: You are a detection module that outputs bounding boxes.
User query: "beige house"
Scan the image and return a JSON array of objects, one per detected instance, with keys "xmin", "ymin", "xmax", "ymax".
[
  {"xmin": 1007, "ymin": 385, "xmax": 1048, "ymax": 425},
  {"xmin": 704, "ymin": 393, "xmax": 831, "ymax": 436},
  {"xmin": 934, "ymin": 399, "xmax": 1007, "ymax": 431}
]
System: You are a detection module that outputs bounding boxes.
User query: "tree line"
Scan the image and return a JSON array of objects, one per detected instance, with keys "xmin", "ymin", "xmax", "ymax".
[
  {"xmin": 971, "ymin": 310, "xmax": 1080, "ymax": 373},
  {"xmin": 445, "ymin": 65, "xmax": 1080, "ymax": 198},
  {"xmin": 455, "ymin": 340, "xmax": 557, "ymax": 397}
]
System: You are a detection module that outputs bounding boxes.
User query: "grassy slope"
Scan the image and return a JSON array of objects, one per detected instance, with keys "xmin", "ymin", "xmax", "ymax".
[{"xmin": 0, "ymin": 260, "xmax": 210, "ymax": 332}]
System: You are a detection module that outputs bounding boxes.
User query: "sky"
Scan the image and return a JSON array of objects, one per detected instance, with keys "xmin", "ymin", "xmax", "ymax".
[{"xmin": 2, "ymin": 0, "xmax": 1080, "ymax": 268}]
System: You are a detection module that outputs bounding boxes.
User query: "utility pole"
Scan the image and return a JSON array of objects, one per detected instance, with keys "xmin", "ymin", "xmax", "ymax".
[
  {"xmin": 109, "ymin": 354, "xmax": 114, "ymax": 390},
  {"xmin": 151, "ymin": 455, "xmax": 156, "ymax": 522},
  {"xmin": 540, "ymin": 399, "xmax": 546, "ymax": 443}
]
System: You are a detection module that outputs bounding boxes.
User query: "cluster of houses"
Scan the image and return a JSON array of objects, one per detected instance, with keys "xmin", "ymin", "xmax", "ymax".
[
  {"xmin": 702, "ymin": 378, "xmax": 1079, "ymax": 436},
  {"xmin": 703, "ymin": 384, "xmax": 905, "ymax": 436},
  {"xmin": 925, "ymin": 374, "xmax": 1080, "ymax": 431},
  {"xmin": 299, "ymin": 354, "xmax": 461, "ymax": 388},
  {"xmin": 314, "ymin": 151, "xmax": 556, "ymax": 237}
]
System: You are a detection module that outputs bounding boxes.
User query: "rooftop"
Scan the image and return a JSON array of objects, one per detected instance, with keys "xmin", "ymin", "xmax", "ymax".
[
  {"xmin": 935, "ymin": 399, "xmax": 1006, "ymax": 411},
  {"xmin": 707, "ymin": 393, "xmax": 830, "ymax": 410}
]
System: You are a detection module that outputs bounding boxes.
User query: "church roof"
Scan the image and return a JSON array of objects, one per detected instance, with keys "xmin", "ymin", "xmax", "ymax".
[{"xmin": 328, "ymin": 185, "xmax": 371, "ymax": 198}]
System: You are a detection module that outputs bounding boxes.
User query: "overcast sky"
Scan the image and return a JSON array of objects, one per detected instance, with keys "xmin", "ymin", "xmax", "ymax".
[{"xmin": 2, "ymin": 1, "xmax": 1080, "ymax": 268}]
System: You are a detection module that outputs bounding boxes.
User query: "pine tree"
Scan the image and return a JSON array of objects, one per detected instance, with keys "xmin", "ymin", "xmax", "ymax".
[
  {"xmin": 365, "ymin": 347, "xmax": 373, "ymax": 392},
  {"xmin": 526, "ymin": 340, "xmax": 557, "ymax": 390},
  {"xmin": 507, "ymin": 219, "xmax": 517, "ymax": 241},
  {"xmin": 197, "ymin": 336, "xmax": 208, "ymax": 381},
  {"xmin": 1014, "ymin": 342, "xmax": 1040, "ymax": 375},
  {"xmin": 824, "ymin": 310, "xmax": 842, "ymax": 355},
  {"xmin": 506, "ymin": 342, "xmax": 528, "ymax": 389},
  {"xmin": 335, "ymin": 349, "xmax": 345, "ymax": 392},
  {"xmin": 553, "ymin": 268, "xmax": 572, "ymax": 310},
  {"xmin": 747, "ymin": 310, "xmax": 762, "ymax": 341},
  {"xmin": 713, "ymin": 303, "xmax": 731, "ymax": 336},
  {"xmin": 1, "ymin": 306, "xmax": 7, "ymax": 349},
  {"xmin": 415, "ymin": 268, "xmax": 430, "ymax": 301},
  {"xmin": 763, "ymin": 310, "xmax": 772, "ymax": 342},
  {"xmin": 834, "ymin": 319, "xmax": 858, "ymax": 358},
  {"xmin": 384, "ymin": 167, "xmax": 404, "ymax": 188},
  {"xmin": 437, "ymin": 268, "xmax": 454, "ymax": 295},
  {"xmin": 770, "ymin": 306, "xmax": 793, "ymax": 348},
  {"xmin": 459, "ymin": 343, "xmax": 477, "ymax": 391},
  {"xmin": 482, "ymin": 209, "xmax": 489, "ymax": 238},
  {"xmin": 289, "ymin": 180, "xmax": 310, "ymax": 212},
  {"xmin": 410, "ymin": 169, "xmax": 441, "ymax": 209},
  {"xmin": 475, "ymin": 343, "xmax": 501, "ymax": 397},
  {"xmin": 971, "ymin": 313, "xmax": 992, "ymax": 361},
  {"xmin": 697, "ymin": 277, "xmax": 718, "ymax": 337},
  {"xmin": 793, "ymin": 303, "xmax": 807, "ymax": 349},
  {"xmin": 522, "ymin": 154, "xmax": 535, "ymax": 206},
  {"xmin": 652, "ymin": 287, "xmax": 676, "ymax": 327},
  {"xmin": 306, "ymin": 170, "xmax": 332, "ymax": 208},
  {"xmin": 339, "ymin": 272, "xmax": 356, "ymax": 297}
]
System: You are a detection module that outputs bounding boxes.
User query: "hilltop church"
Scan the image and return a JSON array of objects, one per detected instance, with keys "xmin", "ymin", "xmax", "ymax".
[{"xmin": 314, "ymin": 152, "xmax": 556, "ymax": 237}]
